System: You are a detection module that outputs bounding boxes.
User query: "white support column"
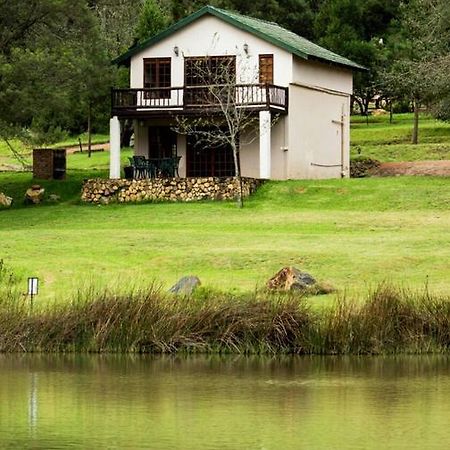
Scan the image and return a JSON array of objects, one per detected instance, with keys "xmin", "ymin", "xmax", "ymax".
[
  {"xmin": 259, "ymin": 110, "xmax": 271, "ymax": 179},
  {"xmin": 109, "ymin": 116, "xmax": 121, "ymax": 179}
]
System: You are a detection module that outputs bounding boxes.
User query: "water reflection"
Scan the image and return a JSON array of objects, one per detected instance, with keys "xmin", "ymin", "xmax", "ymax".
[
  {"xmin": 28, "ymin": 373, "xmax": 38, "ymax": 432},
  {"xmin": 0, "ymin": 354, "xmax": 448, "ymax": 449}
]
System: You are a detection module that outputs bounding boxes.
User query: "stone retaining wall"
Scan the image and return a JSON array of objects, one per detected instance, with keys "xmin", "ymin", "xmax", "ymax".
[{"xmin": 81, "ymin": 177, "xmax": 264, "ymax": 204}]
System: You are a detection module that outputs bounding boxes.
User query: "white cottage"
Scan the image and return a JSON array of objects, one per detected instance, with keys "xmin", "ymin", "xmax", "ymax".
[{"xmin": 111, "ymin": 5, "xmax": 365, "ymax": 180}]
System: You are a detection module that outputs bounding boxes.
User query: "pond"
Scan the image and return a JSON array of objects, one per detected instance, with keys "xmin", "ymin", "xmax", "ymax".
[{"xmin": 0, "ymin": 355, "xmax": 449, "ymax": 449}]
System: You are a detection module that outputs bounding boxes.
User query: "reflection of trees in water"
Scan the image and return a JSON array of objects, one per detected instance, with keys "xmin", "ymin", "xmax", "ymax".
[{"xmin": 0, "ymin": 354, "xmax": 448, "ymax": 448}]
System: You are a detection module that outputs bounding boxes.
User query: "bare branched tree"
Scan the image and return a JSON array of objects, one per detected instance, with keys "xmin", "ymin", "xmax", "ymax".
[{"xmin": 173, "ymin": 55, "xmax": 277, "ymax": 208}]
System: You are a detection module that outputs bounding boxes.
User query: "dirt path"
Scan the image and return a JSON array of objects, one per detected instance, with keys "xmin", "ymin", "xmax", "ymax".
[
  {"xmin": 65, "ymin": 143, "xmax": 110, "ymax": 154},
  {"xmin": 374, "ymin": 160, "xmax": 450, "ymax": 177}
]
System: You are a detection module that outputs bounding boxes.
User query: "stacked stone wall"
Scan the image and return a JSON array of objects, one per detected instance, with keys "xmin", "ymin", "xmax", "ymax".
[{"xmin": 81, "ymin": 177, "xmax": 263, "ymax": 204}]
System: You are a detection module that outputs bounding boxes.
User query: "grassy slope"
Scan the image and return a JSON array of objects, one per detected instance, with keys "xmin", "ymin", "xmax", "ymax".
[
  {"xmin": 351, "ymin": 113, "xmax": 450, "ymax": 162},
  {"xmin": 1, "ymin": 173, "xmax": 449, "ymax": 301}
]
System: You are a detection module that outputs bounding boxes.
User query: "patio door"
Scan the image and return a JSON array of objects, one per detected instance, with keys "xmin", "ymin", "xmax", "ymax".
[
  {"xmin": 186, "ymin": 134, "xmax": 235, "ymax": 177},
  {"xmin": 148, "ymin": 127, "xmax": 177, "ymax": 159}
]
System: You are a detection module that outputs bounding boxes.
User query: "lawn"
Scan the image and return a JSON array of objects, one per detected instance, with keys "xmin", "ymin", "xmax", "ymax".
[
  {"xmin": 0, "ymin": 133, "xmax": 109, "ymax": 170},
  {"xmin": 1, "ymin": 172, "xmax": 449, "ymax": 302},
  {"xmin": 351, "ymin": 113, "xmax": 450, "ymax": 161},
  {"xmin": 0, "ymin": 115, "xmax": 449, "ymax": 302}
]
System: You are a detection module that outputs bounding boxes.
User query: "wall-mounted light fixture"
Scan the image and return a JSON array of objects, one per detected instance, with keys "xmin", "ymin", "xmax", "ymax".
[
  {"xmin": 243, "ymin": 43, "xmax": 249, "ymax": 54},
  {"xmin": 174, "ymin": 46, "xmax": 179, "ymax": 56}
]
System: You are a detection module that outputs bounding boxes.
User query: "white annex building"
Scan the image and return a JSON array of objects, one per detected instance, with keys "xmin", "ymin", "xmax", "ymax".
[{"xmin": 110, "ymin": 5, "xmax": 365, "ymax": 180}]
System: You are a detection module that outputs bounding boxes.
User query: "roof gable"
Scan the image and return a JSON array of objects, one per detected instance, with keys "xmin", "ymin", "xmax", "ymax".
[{"xmin": 115, "ymin": 5, "xmax": 366, "ymax": 71}]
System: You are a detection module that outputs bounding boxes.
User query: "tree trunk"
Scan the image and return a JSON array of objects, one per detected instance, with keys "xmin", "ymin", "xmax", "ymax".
[
  {"xmin": 121, "ymin": 120, "xmax": 133, "ymax": 147},
  {"xmin": 412, "ymin": 98, "xmax": 419, "ymax": 145},
  {"xmin": 353, "ymin": 96, "xmax": 364, "ymax": 116},
  {"xmin": 231, "ymin": 140, "xmax": 243, "ymax": 208},
  {"xmin": 363, "ymin": 97, "xmax": 370, "ymax": 118},
  {"xmin": 87, "ymin": 102, "xmax": 92, "ymax": 158}
]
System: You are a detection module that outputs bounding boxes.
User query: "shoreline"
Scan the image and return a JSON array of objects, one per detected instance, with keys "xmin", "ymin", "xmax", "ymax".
[{"xmin": 1, "ymin": 285, "xmax": 448, "ymax": 355}]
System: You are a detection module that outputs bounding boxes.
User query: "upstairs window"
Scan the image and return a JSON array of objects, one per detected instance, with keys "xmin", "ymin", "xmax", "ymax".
[
  {"xmin": 143, "ymin": 58, "xmax": 171, "ymax": 98},
  {"xmin": 185, "ymin": 56, "xmax": 236, "ymax": 86},
  {"xmin": 259, "ymin": 54, "xmax": 273, "ymax": 84}
]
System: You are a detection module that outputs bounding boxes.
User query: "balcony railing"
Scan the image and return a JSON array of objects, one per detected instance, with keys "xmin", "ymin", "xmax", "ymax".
[{"xmin": 111, "ymin": 84, "xmax": 288, "ymax": 116}]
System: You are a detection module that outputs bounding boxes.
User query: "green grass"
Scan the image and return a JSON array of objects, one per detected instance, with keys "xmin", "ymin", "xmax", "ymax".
[
  {"xmin": 67, "ymin": 147, "xmax": 132, "ymax": 171},
  {"xmin": 0, "ymin": 173, "xmax": 449, "ymax": 301},
  {"xmin": 0, "ymin": 133, "xmax": 109, "ymax": 169},
  {"xmin": 350, "ymin": 113, "xmax": 450, "ymax": 161},
  {"xmin": 0, "ymin": 114, "xmax": 449, "ymax": 301}
]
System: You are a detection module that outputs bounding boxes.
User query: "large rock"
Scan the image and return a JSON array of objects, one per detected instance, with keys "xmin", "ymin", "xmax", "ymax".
[
  {"xmin": 0, "ymin": 192, "xmax": 13, "ymax": 208},
  {"xmin": 267, "ymin": 267, "xmax": 317, "ymax": 291},
  {"xmin": 25, "ymin": 185, "xmax": 45, "ymax": 204},
  {"xmin": 169, "ymin": 276, "xmax": 201, "ymax": 295}
]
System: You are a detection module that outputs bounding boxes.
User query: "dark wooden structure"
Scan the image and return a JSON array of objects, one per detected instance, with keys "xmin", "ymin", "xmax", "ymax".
[
  {"xmin": 111, "ymin": 84, "xmax": 288, "ymax": 118},
  {"xmin": 33, "ymin": 148, "xmax": 66, "ymax": 180}
]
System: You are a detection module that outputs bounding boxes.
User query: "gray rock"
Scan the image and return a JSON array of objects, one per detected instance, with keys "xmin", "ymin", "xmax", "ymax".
[
  {"xmin": 169, "ymin": 276, "xmax": 201, "ymax": 295},
  {"xmin": 0, "ymin": 192, "xmax": 13, "ymax": 208},
  {"xmin": 48, "ymin": 194, "xmax": 61, "ymax": 202},
  {"xmin": 267, "ymin": 267, "xmax": 317, "ymax": 291}
]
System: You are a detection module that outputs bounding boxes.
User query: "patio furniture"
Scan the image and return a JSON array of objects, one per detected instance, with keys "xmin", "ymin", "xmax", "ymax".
[
  {"xmin": 153, "ymin": 156, "xmax": 182, "ymax": 177},
  {"xmin": 132, "ymin": 155, "xmax": 149, "ymax": 179}
]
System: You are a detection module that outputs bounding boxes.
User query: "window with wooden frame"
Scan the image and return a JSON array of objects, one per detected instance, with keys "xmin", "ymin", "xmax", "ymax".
[
  {"xmin": 184, "ymin": 56, "xmax": 236, "ymax": 86},
  {"xmin": 184, "ymin": 56, "xmax": 236, "ymax": 106},
  {"xmin": 143, "ymin": 58, "xmax": 171, "ymax": 98},
  {"xmin": 259, "ymin": 54, "xmax": 273, "ymax": 84}
]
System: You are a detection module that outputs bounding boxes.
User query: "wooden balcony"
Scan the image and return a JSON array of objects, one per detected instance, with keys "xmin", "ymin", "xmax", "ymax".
[{"xmin": 111, "ymin": 84, "xmax": 288, "ymax": 118}]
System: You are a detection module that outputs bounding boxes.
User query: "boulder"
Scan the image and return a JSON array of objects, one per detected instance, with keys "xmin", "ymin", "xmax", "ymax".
[
  {"xmin": 169, "ymin": 276, "xmax": 201, "ymax": 295},
  {"xmin": 0, "ymin": 192, "xmax": 13, "ymax": 208},
  {"xmin": 267, "ymin": 267, "xmax": 317, "ymax": 291},
  {"xmin": 25, "ymin": 185, "xmax": 45, "ymax": 204}
]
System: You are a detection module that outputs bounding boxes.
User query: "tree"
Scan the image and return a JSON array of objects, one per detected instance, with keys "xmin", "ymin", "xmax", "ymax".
[
  {"xmin": 90, "ymin": 0, "xmax": 140, "ymax": 58},
  {"xmin": 0, "ymin": 0, "xmax": 113, "ymax": 150},
  {"xmin": 314, "ymin": 0, "xmax": 402, "ymax": 115},
  {"xmin": 382, "ymin": 0, "xmax": 450, "ymax": 143},
  {"xmin": 135, "ymin": 0, "xmax": 170, "ymax": 44},
  {"xmin": 173, "ymin": 56, "xmax": 277, "ymax": 208}
]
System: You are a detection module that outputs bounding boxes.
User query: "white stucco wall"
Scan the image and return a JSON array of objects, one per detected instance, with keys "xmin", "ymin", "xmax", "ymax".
[
  {"xmin": 239, "ymin": 116, "xmax": 287, "ymax": 179},
  {"xmin": 293, "ymin": 57, "xmax": 353, "ymax": 94},
  {"xmin": 287, "ymin": 84, "xmax": 350, "ymax": 179},
  {"xmin": 280, "ymin": 56, "xmax": 353, "ymax": 179},
  {"xmin": 130, "ymin": 15, "xmax": 293, "ymax": 88}
]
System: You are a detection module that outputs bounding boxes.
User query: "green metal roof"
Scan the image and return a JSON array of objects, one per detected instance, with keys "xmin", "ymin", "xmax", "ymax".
[{"xmin": 115, "ymin": 5, "xmax": 366, "ymax": 71}]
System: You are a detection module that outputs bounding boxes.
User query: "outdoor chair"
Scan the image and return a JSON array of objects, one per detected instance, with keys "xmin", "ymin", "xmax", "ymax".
[
  {"xmin": 132, "ymin": 155, "xmax": 148, "ymax": 179},
  {"xmin": 158, "ymin": 156, "xmax": 182, "ymax": 177}
]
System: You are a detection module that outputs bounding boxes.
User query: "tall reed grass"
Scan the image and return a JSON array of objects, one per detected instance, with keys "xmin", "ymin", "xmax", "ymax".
[{"xmin": 0, "ymin": 284, "xmax": 448, "ymax": 354}]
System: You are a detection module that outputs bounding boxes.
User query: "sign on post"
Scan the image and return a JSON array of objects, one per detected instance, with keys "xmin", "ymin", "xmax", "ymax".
[{"xmin": 27, "ymin": 277, "xmax": 39, "ymax": 309}]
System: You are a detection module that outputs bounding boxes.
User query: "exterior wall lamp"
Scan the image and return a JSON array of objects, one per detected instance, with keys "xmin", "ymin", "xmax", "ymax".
[
  {"xmin": 243, "ymin": 43, "xmax": 249, "ymax": 54},
  {"xmin": 174, "ymin": 46, "xmax": 179, "ymax": 56}
]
